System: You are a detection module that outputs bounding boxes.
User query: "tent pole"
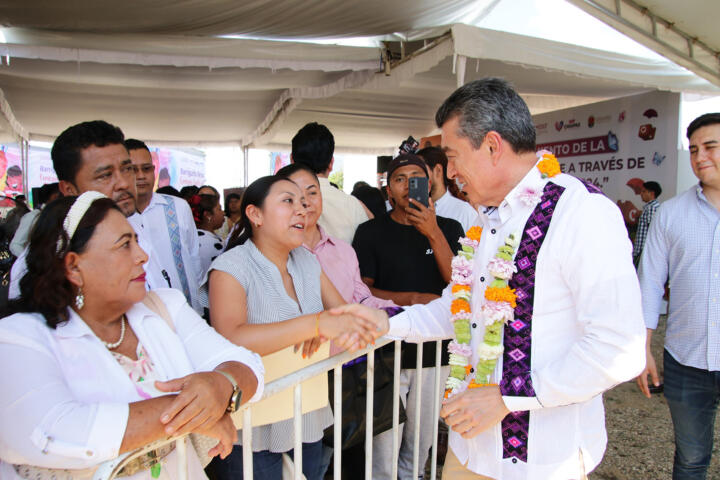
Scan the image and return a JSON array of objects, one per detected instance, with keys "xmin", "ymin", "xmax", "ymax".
[
  {"xmin": 243, "ymin": 146, "xmax": 249, "ymax": 187},
  {"xmin": 22, "ymin": 138, "xmax": 29, "ymax": 203},
  {"xmin": 456, "ymin": 55, "xmax": 467, "ymax": 87}
]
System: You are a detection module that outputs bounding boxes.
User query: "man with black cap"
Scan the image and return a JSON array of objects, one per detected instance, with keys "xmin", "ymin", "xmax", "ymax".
[{"xmin": 352, "ymin": 152, "xmax": 464, "ymax": 480}]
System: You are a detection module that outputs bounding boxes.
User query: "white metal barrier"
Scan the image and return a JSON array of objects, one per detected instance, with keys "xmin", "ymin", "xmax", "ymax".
[{"xmin": 93, "ymin": 338, "xmax": 445, "ymax": 480}]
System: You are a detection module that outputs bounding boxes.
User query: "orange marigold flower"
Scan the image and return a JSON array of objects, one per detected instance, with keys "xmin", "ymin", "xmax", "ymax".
[
  {"xmin": 452, "ymin": 284, "xmax": 471, "ymax": 294},
  {"xmin": 484, "ymin": 286, "xmax": 517, "ymax": 308},
  {"xmin": 537, "ymin": 154, "xmax": 561, "ymax": 178},
  {"xmin": 466, "ymin": 226, "xmax": 483, "ymax": 242},
  {"xmin": 468, "ymin": 381, "xmax": 496, "ymax": 389},
  {"xmin": 451, "ymin": 299, "xmax": 471, "ymax": 315}
]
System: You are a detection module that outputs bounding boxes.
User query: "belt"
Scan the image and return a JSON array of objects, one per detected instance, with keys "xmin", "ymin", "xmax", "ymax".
[{"xmin": 117, "ymin": 442, "xmax": 176, "ymax": 477}]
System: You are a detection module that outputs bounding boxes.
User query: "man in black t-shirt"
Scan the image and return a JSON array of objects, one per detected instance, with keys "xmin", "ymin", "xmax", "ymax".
[{"xmin": 352, "ymin": 153, "xmax": 463, "ymax": 480}]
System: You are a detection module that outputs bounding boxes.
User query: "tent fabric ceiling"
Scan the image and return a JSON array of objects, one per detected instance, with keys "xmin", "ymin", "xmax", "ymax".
[
  {"xmin": 0, "ymin": 1, "xmax": 718, "ymax": 151},
  {"xmin": 0, "ymin": 28, "xmax": 383, "ymax": 71},
  {"xmin": 565, "ymin": 0, "xmax": 720, "ymax": 88},
  {"xmin": 0, "ymin": 0, "xmax": 494, "ymax": 38}
]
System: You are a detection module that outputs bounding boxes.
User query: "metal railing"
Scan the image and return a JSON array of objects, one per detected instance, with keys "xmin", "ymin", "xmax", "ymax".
[{"xmin": 93, "ymin": 338, "xmax": 445, "ymax": 480}]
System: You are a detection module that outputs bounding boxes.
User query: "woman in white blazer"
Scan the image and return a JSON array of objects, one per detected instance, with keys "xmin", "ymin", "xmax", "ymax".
[{"xmin": 0, "ymin": 192, "xmax": 265, "ymax": 479}]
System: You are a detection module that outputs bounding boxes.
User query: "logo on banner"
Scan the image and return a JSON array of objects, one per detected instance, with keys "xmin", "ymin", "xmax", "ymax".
[
  {"xmin": 638, "ymin": 124, "xmax": 656, "ymax": 141},
  {"xmin": 638, "ymin": 107, "xmax": 658, "ymax": 141},
  {"xmin": 652, "ymin": 152, "xmax": 666, "ymax": 166},
  {"xmin": 555, "ymin": 119, "xmax": 581, "ymax": 131},
  {"xmin": 537, "ymin": 131, "xmax": 619, "ymax": 158},
  {"xmin": 565, "ymin": 119, "xmax": 581, "ymax": 129},
  {"xmin": 588, "ymin": 116, "xmax": 595, "ymax": 128},
  {"xmin": 619, "ymin": 111, "xmax": 626, "ymax": 122}
]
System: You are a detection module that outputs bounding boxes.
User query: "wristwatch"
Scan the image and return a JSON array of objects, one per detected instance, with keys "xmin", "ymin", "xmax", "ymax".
[{"xmin": 216, "ymin": 369, "xmax": 242, "ymax": 413}]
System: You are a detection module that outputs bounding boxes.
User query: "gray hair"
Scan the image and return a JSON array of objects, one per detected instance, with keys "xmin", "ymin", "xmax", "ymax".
[{"xmin": 435, "ymin": 78, "xmax": 536, "ymax": 153}]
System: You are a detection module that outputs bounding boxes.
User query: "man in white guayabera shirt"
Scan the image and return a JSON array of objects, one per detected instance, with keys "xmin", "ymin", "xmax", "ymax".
[{"xmin": 340, "ymin": 78, "xmax": 646, "ymax": 480}]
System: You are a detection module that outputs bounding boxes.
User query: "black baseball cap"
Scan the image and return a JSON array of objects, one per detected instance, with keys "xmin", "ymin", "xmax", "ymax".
[{"xmin": 386, "ymin": 153, "xmax": 429, "ymax": 180}]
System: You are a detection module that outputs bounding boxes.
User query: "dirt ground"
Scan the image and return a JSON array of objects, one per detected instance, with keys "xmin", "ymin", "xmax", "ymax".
[
  {"xmin": 590, "ymin": 317, "xmax": 720, "ymax": 480},
  {"xmin": 423, "ymin": 316, "xmax": 720, "ymax": 479}
]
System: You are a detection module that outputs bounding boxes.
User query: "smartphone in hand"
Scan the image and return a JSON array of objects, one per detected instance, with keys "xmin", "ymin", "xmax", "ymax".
[{"xmin": 408, "ymin": 177, "xmax": 429, "ymax": 209}]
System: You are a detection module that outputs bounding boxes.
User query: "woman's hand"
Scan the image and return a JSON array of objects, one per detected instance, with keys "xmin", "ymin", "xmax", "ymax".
[
  {"xmin": 318, "ymin": 309, "xmax": 378, "ymax": 347},
  {"xmin": 294, "ymin": 335, "xmax": 327, "ymax": 359},
  {"xmin": 319, "ymin": 305, "xmax": 390, "ymax": 352},
  {"xmin": 155, "ymin": 371, "xmax": 233, "ymax": 436},
  {"xmin": 194, "ymin": 413, "xmax": 238, "ymax": 460},
  {"xmin": 329, "ymin": 304, "xmax": 390, "ymax": 337}
]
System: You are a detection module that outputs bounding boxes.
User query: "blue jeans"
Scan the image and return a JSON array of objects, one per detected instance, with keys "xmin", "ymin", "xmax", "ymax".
[
  {"xmin": 208, "ymin": 440, "xmax": 327, "ymax": 480},
  {"xmin": 664, "ymin": 349, "xmax": 720, "ymax": 480}
]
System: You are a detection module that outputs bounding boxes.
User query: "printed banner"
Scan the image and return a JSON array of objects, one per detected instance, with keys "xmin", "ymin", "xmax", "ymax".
[
  {"xmin": 271, "ymin": 152, "xmax": 291, "ymax": 174},
  {"xmin": 154, "ymin": 147, "xmax": 206, "ymax": 189},
  {"xmin": 533, "ymin": 90, "xmax": 680, "ymax": 226},
  {"xmin": 0, "ymin": 146, "xmax": 25, "ymax": 203},
  {"xmin": 0, "ymin": 144, "xmax": 205, "ymax": 204}
]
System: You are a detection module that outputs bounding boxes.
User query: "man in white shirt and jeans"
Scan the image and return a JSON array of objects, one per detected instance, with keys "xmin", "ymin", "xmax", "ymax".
[
  {"xmin": 291, "ymin": 122, "xmax": 372, "ymax": 244},
  {"xmin": 417, "ymin": 146, "xmax": 478, "ymax": 232},
  {"xmin": 342, "ymin": 78, "xmax": 646, "ymax": 479}
]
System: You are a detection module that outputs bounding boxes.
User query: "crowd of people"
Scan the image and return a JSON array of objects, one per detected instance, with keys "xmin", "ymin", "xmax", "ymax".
[{"xmin": 0, "ymin": 76, "xmax": 716, "ymax": 480}]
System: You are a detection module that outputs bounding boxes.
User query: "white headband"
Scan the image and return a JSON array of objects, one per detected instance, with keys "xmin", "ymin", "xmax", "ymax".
[{"xmin": 63, "ymin": 191, "xmax": 108, "ymax": 241}]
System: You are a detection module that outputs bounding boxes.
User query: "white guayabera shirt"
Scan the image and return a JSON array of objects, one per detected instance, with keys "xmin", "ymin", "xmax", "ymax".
[{"xmin": 388, "ymin": 163, "xmax": 646, "ymax": 480}]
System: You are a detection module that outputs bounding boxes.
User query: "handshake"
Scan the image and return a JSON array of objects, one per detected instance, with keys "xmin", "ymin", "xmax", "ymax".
[{"xmin": 296, "ymin": 304, "xmax": 392, "ymax": 358}]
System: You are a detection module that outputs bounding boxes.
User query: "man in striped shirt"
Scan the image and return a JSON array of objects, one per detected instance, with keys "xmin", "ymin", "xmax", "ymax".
[{"xmin": 632, "ymin": 181, "xmax": 662, "ymax": 265}]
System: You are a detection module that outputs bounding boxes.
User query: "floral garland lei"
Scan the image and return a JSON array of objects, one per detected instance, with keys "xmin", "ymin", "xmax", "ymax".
[{"xmin": 444, "ymin": 151, "xmax": 561, "ymax": 399}]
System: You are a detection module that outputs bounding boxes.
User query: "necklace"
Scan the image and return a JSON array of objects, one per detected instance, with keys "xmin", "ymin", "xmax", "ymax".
[
  {"xmin": 444, "ymin": 152, "xmax": 562, "ymax": 399},
  {"xmin": 445, "ymin": 228, "xmax": 519, "ymax": 398},
  {"xmin": 103, "ymin": 315, "xmax": 126, "ymax": 350}
]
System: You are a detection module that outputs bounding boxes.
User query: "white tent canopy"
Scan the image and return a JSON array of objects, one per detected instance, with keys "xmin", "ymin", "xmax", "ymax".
[
  {"xmin": 0, "ymin": 0, "xmax": 718, "ymax": 152},
  {"xmin": 565, "ymin": 0, "xmax": 720, "ymax": 89}
]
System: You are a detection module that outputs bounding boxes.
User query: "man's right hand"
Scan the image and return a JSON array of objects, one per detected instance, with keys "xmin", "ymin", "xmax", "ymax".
[{"xmin": 636, "ymin": 347, "xmax": 660, "ymax": 398}]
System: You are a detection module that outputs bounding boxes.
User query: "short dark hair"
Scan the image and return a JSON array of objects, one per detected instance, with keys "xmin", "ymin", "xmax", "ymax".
[
  {"xmin": 198, "ymin": 185, "xmax": 220, "ymax": 197},
  {"xmin": 224, "ymin": 192, "xmax": 241, "ymax": 216},
  {"xmin": 276, "ymin": 163, "xmax": 320, "ymax": 184},
  {"xmin": 643, "ymin": 181, "xmax": 662, "ymax": 199},
  {"xmin": 417, "ymin": 146, "xmax": 450, "ymax": 187},
  {"xmin": 291, "ymin": 122, "xmax": 335, "ymax": 174},
  {"xmin": 351, "ymin": 186, "xmax": 386, "ymax": 219},
  {"xmin": 51, "ymin": 120, "xmax": 125, "ymax": 183},
  {"xmin": 179, "ymin": 185, "xmax": 199, "ymax": 201},
  {"xmin": 435, "ymin": 77, "xmax": 535, "ymax": 154},
  {"xmin": 156, "ymin": 185, "xmax": 181, "ymax": 197},
  {"xmin": 124, "ymin": 138, "xmax": 149, "ymax": 152},
  {"xmin": 687, "ymin": 113, "xmax": 720, "ymax": 140},
  {"xmin": 7, "ymin": 165, "xmax": 22, "ymax": 176},
  {"xmin": 5, "ymin": 196, "xmax": 121, "ymax": 327},
  {"xmin": 37, "ymin": 182, "xmax": 60, "ymax": 206}
]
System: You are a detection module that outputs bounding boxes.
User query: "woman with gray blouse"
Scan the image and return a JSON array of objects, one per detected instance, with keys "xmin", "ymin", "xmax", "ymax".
[{"xmin": 204, "ymin": 175, "xmax": 385, "ymax": 480}]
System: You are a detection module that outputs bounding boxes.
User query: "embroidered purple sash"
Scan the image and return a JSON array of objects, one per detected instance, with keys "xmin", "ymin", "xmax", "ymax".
[{"xmin": 500, "ymin": 181, "xmax": 566, "ymax": 463}]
